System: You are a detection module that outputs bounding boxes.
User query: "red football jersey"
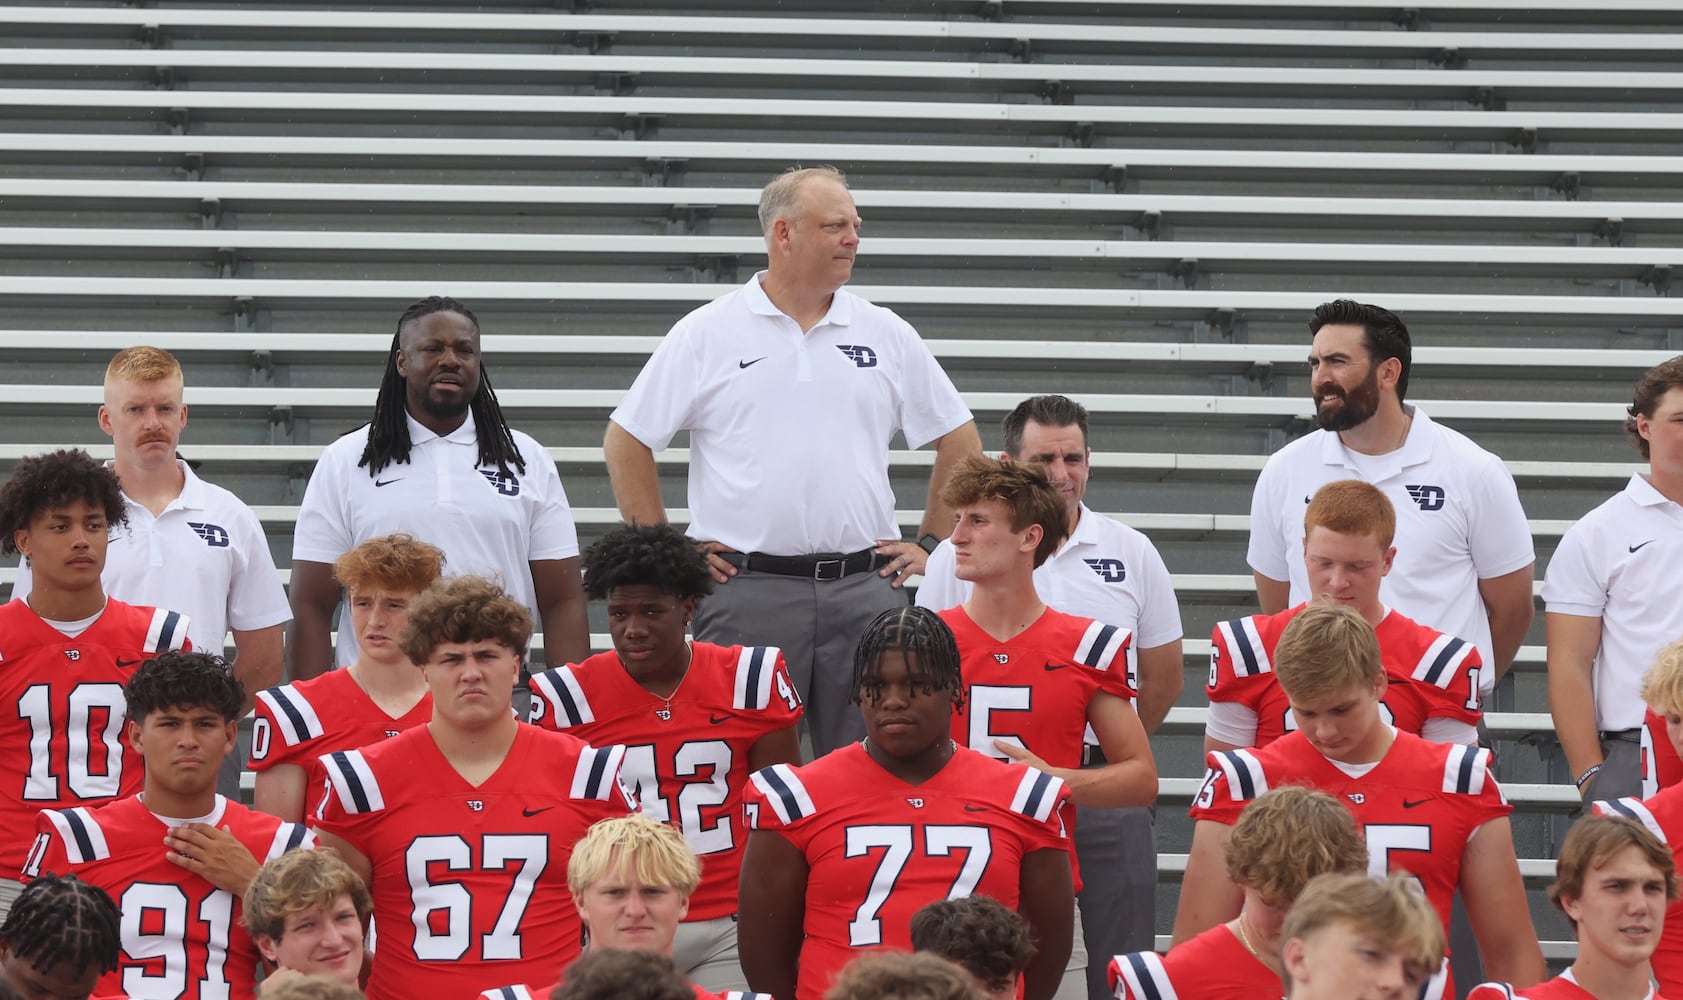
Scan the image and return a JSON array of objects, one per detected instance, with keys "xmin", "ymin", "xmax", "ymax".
[
  {"xmin": 1593, "ymin": 786, "xmax": 1683, "ymax": 995},
  {"xmin": 313, "ymin": 723, "xmax": 636, "ymax": 1000},
  {"xmin": 248, "ymin": 669, "xmax": 431, "ymax": 819},
  {"xmin": 23, "ymin": 794, "xmax": 312, "ymax": 1000},
  {"xmin": 1469, "ymin": 973, "xmax": 1663, "ymax": 999},
  {"xmin": 943, "ymin": 606, "xmax": 1135, "ymax": 771},
  {"xmin": 1207, "ymin": 605, "xmax": 1482, "ymax": 749},
  {"xmin": 1108, "ymin": 923, "xmax": 1281, "ymax": 1000},
  {"xmin": 0, "ymin": 598, "xmax": 190, "ymax": 879},
  {"xmin": 743, "ymin": 744, "xmax": 1071, "ymax": 1000},
  {"xmin": 527, "ymin": 643, "xmax": 802, "ymax": 920},
  {"xmin": 1191, "ymin": 731, "xmax": 1511, "ymax": 942},
  {"xmin": 1645, "ymin": 708, "xmax": 1682, "ymax": 798}
]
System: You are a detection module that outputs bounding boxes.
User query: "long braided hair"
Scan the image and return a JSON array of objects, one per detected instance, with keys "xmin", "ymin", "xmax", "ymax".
[
  {"xmin": 357, "ymin": 296, "xmax": 527, "ymax": 478},
  {"xmin": 850, "ymin": 606, "xmax": 965, "ymax": 713},
  {"xmin": 0, "ymin": 874, "xmax": 120, "ymax": 979}
]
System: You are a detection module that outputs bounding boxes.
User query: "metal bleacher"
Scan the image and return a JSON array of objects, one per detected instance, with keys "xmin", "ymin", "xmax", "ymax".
[{"xmin": 3, "ymin": 0, "xmax": 1682, "ymax": 960}]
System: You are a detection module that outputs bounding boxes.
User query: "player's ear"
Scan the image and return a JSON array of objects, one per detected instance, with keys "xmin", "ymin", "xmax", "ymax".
[
  {"xmin": 1381, "ymin": 546, "xmax": 1397, "ymax": 577},
  {"xmin": 126, "ymin": 717, "xmax": 144, "ymax": 752},
  {"xmin": 221, "ymin": 720, "xmax": 238, "ymax": 758},
  {"xmin": 1282, "ymin": 937, "xmax": 1311, "ymax": 985},
  {"xmin": 255, "ymin": 933, "xmax": 282, "ymax": 965},
  {"xmin": 97, "ymin": 404, "xmax": 115, "ymax": 437}
]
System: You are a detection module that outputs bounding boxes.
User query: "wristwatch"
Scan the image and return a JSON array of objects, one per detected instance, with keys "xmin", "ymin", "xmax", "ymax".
[{"xmin": 916, "ymin": 533, "xmax": 941, "ymax": 555}]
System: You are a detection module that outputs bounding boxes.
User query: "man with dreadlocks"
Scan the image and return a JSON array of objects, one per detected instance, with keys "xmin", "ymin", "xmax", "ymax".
[
  {"xmin": 738, "ymin": 606, "xmax": 1074, "ymax": 1000},
  {"xmin": 527, "ymin": 523, "xmax": 803, "ymax": 993},
  {"xmin": 22, "ymin": 650, "xmax": 315, "ymax": 1000},
  {"xmin": 0, "ymin": 874, "xmax": 120, "ymax": 1000},
  {"xmin": 0, "ymin": 449, "xmax": 191, "ymax": 917},
  {"xmin": 288, "ymin": 295, "xmax": 588, "ymax": 679}
]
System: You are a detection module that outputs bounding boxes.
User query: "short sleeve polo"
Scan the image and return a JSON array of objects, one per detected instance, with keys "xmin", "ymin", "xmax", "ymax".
[
  {"xmin": 1543, "ymin": 474, "xmax": 1683, "ymax": 731},
  {"xmin": 1246, "ymin": 405, "xmax": 1534, "ymax": 693},
  {"xmin": 291, "ymin": 413, "xmax": 579, "ymax": 665},
  {"xmin": 610, "ymin": 272, "xmax": 972, "ymax": 555}
]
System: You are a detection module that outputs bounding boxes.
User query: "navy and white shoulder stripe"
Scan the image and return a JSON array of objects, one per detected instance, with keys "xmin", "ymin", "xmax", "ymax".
[
  {"xmin": 733, "ymin": 645, "xmax": 782, "ymax": 711},
  {"xmin": 479, "ymin": 987, "xmax": 535, "ymax": 1000},
  {"xmin": 570, "ymin": 743, "xmax": 628, "ymax": 801},
  {"xmin": 721, "ymin": 993, "xmax": 773, "ymax": 1000},
  {"xmin": 144, "ymin": 608, "xmax": 190, "ymax": 652},
  {"xmin": 1412, "ymin": 634, "xmax": 1475, "ymax": 690},
  {"xmin": 1008, "ymin": 767, "xmax": 1066, "ymax": 824},
  {"xmin": 1210, "ymin": 748, "xmax": 1268, "ymax": 803},
  {"xmin": 749, "ymin": 764, "xmax": 815, "ymax": 826},
  {"xmin": 1467, "ymin": 984, "xmax": 1517, "ymax": 1000},
  {"xmin": 1074, "ymin": 620, "xmax": 1131, "ymax": 673},
  {"xmin": 1110, "ymin": 951, "xmax": 1177, "ymax": 1000},
  {"xmin": 41, "ymin": 807, "xmax": 110, "ymax": 865},
  {"xmin": 1440, "ymin": 744, "xmax": 1493, "ymax": 796},
  {"xmin": 1214, "ymin": 617, "xmax": 1272, "ymax": 678},
  {"xmin": 1596, "ymin": 797, "xmax": 1667, "ymax": 841},
  {"xmin": 321, "ymin": 749, "xmax": 385, "ymax": 815},
  {"xmin": 264, "ymin": 821, "xmax": 316, "ymax": 860},
  {"xmin": 529, "ymin": 666, "xmax": 594, "ymax": 729},
  {"xmin": 256, "ymin": 684, "xmax": 325, "ymax": 747}
]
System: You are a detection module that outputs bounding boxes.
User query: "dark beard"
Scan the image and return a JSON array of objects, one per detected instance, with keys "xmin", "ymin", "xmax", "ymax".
[
  {"xmin": 419, "ymin": 388, "xmax": 472, "ymax": 422},
  {"xmin": 1314, "ymin": 369, "xmax": 1381, "ymax": 432}
]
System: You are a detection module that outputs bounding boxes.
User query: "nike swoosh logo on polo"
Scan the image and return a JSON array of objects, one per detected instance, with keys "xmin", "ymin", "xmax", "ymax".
[
  {"xmin": 522, "ymin": 806, "xmax": 554, "ymax": 817},
  {"xmin": 1402, "ymin": 798, "xmax": 1430, "ymax": 809},
  {"xmin": 709, "ymin": 714, "xmax": 731, "ymax": 725},
  {"xmin": 374, "ymin": 477, "xmax": 405, "ymax": 487},
  {"xmin": 116, "ymin": 658, "xmax": 142, "ymax": 668},
  {"xmin": 739, "ymin": 357, "xmax": 767, "ymax": 369},
  {"xmin": 1043, "ymin": 662, "xmax": 1067, "ymax": 672},
  {"xmin": 1631, "ymin": 539, "xmax": 1657, "ymax": 553}
]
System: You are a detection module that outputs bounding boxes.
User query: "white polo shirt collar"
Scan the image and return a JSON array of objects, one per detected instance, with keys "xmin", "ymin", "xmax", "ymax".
[
  {"xmin": 108, "ymin": 458, "xmax": 205, "ymax": 515},
  {"xmin": 1316, "ymin": 403, "xmax": 1435, "ymax": 478},
  {"xmin": 406, "ymin": 409, "xmax": 477, "ymax": 447},
  {"xmin": 1057, "ymin": 502, "xmax": 1102, "ymax": 556},
  {"xmin": 1625, "ymin": 470, "xmax": 1683, "ymax": 511},
  {"xmin": 743, "ymin": 270, "xmax": 855, "ymax": 328}
]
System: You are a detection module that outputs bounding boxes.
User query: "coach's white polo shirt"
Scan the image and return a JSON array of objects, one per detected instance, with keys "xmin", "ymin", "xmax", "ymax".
[
  {"xmin": 292, "ymin": 412, "xmax": 579, "ymax": 665},
  {"xmin": 1543, "ymin": 473, "xmax": 1683, "ymax": 731},
  {"xmin": 611, "ymin": 271, "xmax": 971, "ymax": 556},
  {"xmin": 1247, "ymin": 405, "xmax": 1534, "ymax": 693},
  {"xmin": 12, "ymin": 460, "xmax": 289, "ymax": 653}
]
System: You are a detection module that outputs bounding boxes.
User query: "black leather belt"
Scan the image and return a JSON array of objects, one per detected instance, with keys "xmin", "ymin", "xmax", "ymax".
[
  {"xmin": 719, "ymin": 547, "xmax": 888, "ymax": 582},
  {"xmin": 1601, "ymin": 728, "xmax": 1644, "ymax": 743}
]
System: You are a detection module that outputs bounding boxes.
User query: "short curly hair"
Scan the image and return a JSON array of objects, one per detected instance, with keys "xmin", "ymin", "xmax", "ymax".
[
  {"xmin": 553, "ymin": 949, "xmax": 692, "ymax": 1000},
  {"xmin": 0, "ymin": 449, "xmax": 127, "ymax": 557},
  {"xmin": 910, "ymin": 895, "xmax": 1035, "ymax": 988},
  {"xmin": 1225, "ymin": 785, "xmax": 1367, "ymax": 908},
  {"xmin": 582, "ymin": 524, "xmax": 714, "ymax": 603},
  {"xmin": 824, "ymin": 952, "xmax": 982, "ymax": 1000},
  {"xmin": 244, "ymin": 848, "xmax": 371, "ymax": 944},
  {"xmin": 939, "ymin": 456, "xmax": 1067, "ymax": 568},
  {"xmin": 399, "ymin": 575, "xmax": 532, "ymax": 665},
  {"xmin": 124, "ymin": 650, "xmax": 244, "ymax": 724},
  {"xmin": 332, "ymin": 533, "xmax": 444, "ymax": 596},
  {"xmin": 1626, "ymin": 355, "xmax": 1683, "ymax": 459}
]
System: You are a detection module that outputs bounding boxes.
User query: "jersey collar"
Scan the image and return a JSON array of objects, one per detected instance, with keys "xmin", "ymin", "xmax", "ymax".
[
  {"xmin": 405, "ymin": 409, "xmax": 478, "ymax": 447},
  {"xmin": 744, "ymin": 270, "xmax": 854, "ymax": 328},
  {"xmin": 1626, "ymin": 471, "xmax": 1681, "ymax": 510}
]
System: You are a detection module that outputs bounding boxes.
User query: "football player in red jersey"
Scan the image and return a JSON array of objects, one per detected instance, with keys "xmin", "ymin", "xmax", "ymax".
[
  {"xmin": 738, "ymin": 606, "xmax": 1075, "ymax": 1000},
  {"xmin": 1592, "ymin": 637, "xmax": 1683, "ymax": 995},
  {"xmin": 1175, "ymin": 602, "xmax": 1545, "ymax": 996},
  {"xmin": 311, "ymin": 575, "xmax": 635, "ymax": 1000},
  {"xmin": 22, "ymin": 650, "xmax": 314, "ymax": 1000},
  {"xmin": 935, "ymin": 455, "xmax": 1156, "ymax": 998},
  {"xmin": 1282, "ymin": 872, "xmax": 1445, "ymax": 1000},
  {"xmin": 244, "ymin": 847, "xmax": 369, "ymax": 995},
  {"xmin": 1207, "ymin": 480, "xmax": 1482, "ymax": 754},
  {"xmin": 911, "ymin": 895, "xmax": 1036, "ymax": 1000},
  {"xmin": 528, "ymin": 524, "xmax": 802, "ymax": 991},
  {"xmin": 1471, "ymin": 815, "xmax": 1678, "ymax": 1000},
  {"xmin": 0, "ymin": 449, "xmax": 192, "ymax": 915},
  {"xmin": 1109, "ymin": 784, "xmax": 1366, "ymax": 1000},
  {"xmin": 250, "ymin": 534, "xmax": 443, "ymax": 823},
  {"xmin": 480, "ymin": 814, "xmax": 771, "ymax": 1000},
  {"xmin": 0, "ymin": 873, "xmax": 120, "ymax": 1000}
]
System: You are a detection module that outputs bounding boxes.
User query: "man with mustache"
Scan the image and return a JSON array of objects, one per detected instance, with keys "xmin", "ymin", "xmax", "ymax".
[
  {"xmin": 288, "ymin": 296, "xmax": 589, "ymax": 680},
  {"xmin": 10, "ymin": 347, "xmax": 291, "ymax": 792},
  {"xmin": 1246, "ymin": 300, "xmax": 1534, "ymax": 709}
]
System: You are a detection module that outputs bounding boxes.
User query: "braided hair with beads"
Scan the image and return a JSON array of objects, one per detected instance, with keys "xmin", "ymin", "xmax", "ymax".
[{"xmin": 357, "ymin": 295, "xmax": 527, "ymax": 478}]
